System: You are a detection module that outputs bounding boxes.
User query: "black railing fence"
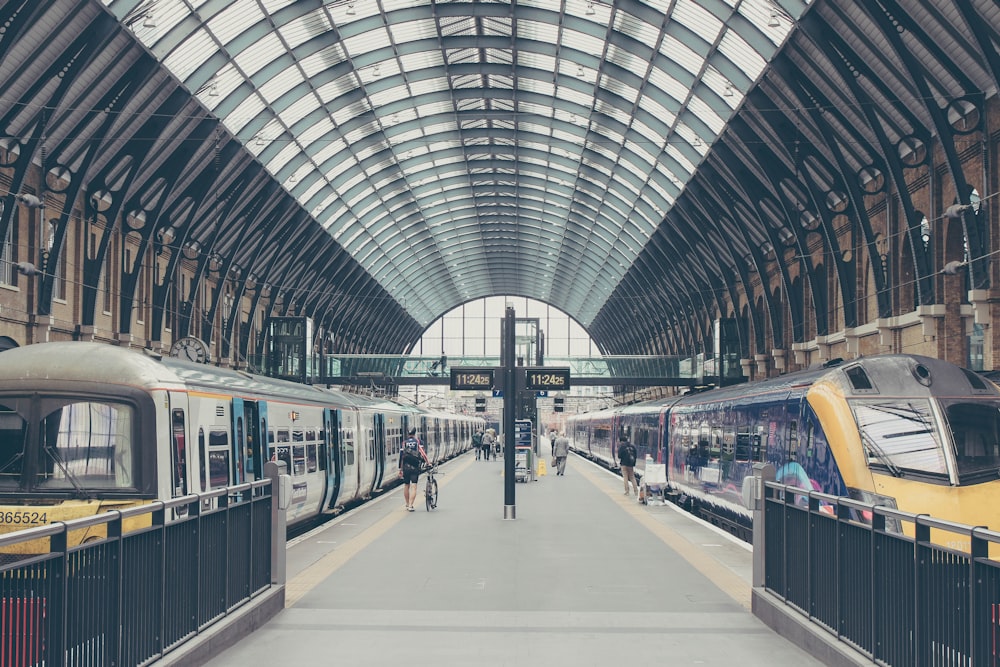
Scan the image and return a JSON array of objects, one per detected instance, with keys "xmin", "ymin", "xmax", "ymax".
[
  {"xmin": 762, "ymin": 481, "xmax": 1000, "ymax": 667},
  {"xmin": 0, "ymin": 481, "xmax": 273, "ymax": 667}
]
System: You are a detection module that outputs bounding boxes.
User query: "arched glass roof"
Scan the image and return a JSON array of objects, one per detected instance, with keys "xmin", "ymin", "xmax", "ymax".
[{"xmin": 103, "ymin": 0, "xmax": 808, "ymax": 327}]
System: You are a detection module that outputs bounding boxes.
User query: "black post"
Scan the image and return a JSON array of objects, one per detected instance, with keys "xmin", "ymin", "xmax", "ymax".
[{"xmin": 503, "ymin": 306, "xmax": 517, "ymax": 519}]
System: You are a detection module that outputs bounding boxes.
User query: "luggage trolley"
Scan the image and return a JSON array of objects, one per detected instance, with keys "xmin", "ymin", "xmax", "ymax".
[
  {"xmin": 639, "ymin": 455, "xmax": 667, "ymax": 504},
  {"xmin": 514, "ymin": 446, "xmax": 534, "ymax": 482}
]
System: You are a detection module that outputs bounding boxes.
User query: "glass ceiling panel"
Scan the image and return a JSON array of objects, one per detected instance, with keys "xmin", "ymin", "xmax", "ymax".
[
  {"xmin": 104, "ymin": 0, "xmax": 811, "ymax": 328},
  {"xmin": 208, "ymin": 0, "xmax": 263, "ymax": 46}
]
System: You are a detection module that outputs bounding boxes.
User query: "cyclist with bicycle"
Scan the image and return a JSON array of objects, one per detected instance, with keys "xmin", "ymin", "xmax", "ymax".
[{"xmin": 399, "ymin": 428, "xmax": 429, "ymax": 512}]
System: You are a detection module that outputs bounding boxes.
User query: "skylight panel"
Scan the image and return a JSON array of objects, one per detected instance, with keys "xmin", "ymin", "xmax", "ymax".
[
  {"xmin": 561, "ymin": 28, "xmax": 607, "ymax": 60},
  {"xmin": 266, "ymin": 142, "xmax": 302, "ymax": 174},
  {"xmin": 408, "ymin": 77, "xmax": 450, "ymax": 97},
  {"xmin": 278, "ymin": 8, "xmax": 333, "ymax": 49},
  {"xmin": 222, "ymin": 95, "xmax": 266, "ymax": 134},
  {"xmin": 315, "ymin": 74, "xmax": 360, "ymax": 104},
  {"xmin": 279, "ymin": 96, "xmax": 321, "ymax": 128},
  {"xmin": 208, "ymin": 0, "xmax": 264, "ymax": 46},
  {"xmin": 687, "ymin": 95, "xmax": 725, "ymax": 133},
  {"xmin": 672, "ymin": 0, "xmax": 724, "ymax": 43},
  {"xmin": 414, "ymin": 100, "xmax": 455, "ymax": 118},
  {"xmin": 636, "ymin": 95, "xmax": 677, "ymax": 128},
  {"xmin": 440, "ymin": 16, "xmax": 476, "ymax": 38},
  {"xmin": 389, "ymin": 18, "xmax": 438, "ymax": 42},
  {"xmin": 646, "ymin": 64, "xmax": 688, "ymax": 105},
  {"xmin": 233, "ymin": 31, "xmax": 286, "ymax": 77},
  {"xmin": 259, "ymin": 67, "xmax": 305, "ymax": 102},
  {"xmin": 164, "ymin": 28, "xmax": 217, "ymax": 80},
  {"xmin": 343, "ymin": 28, "xmax": 393, "ymax": 57},
  {"xmin": 299, "ymin": 117, "xmax": 336, "ymax": 146},
  {"xmin": 300, "ymin": 45, "xmax": 348, "ymax": 77},
  {"xmin": 659, "ymin": 34, "xmax": 707, "ymax": 76},
  {"xmin": 719, "ymin": 29, "xmax": 768, "ymax": 80},
  {"xmin": 400, "ymin": 51, "xmax": 445, "ymax": 73},
  {"xmin": 482, "ymin": 16, "xmax": 512, "ymax": 37},
  {"xmin": 517, "ymin": 17, "xmax": 558, "ymax": 43},
  {"xmin": 613, "ymin": 9, "xmax": 660, "ymax": 45},
  {"xmin": 332, "ymin": 99, "xmax": 372, "ymax": 127}
]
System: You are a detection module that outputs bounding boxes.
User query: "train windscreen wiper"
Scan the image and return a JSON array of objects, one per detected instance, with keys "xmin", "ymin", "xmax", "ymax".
[
  {"xmin": 40, "ymin": 446, "xmax": 92, "ymax": 499},
  {"xmin": 861, "ymin": 431, "xmax": 901, "ymax": 477}
]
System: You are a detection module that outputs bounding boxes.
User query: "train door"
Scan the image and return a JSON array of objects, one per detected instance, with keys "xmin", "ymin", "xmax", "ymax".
[
  {"xmin": 372, "ymin": 413, "xmax": 386, "ymax": 493},
  {"xmin": 324, "ymin": 408, "xmax": 342, "ymax": 510},
  {"xmin": 231, "ymin": 397, "xmax": 246, "ymax": 484},
  {"xmin": 241, "ymin": 400, "xmax": 267, "ymax": 481}
]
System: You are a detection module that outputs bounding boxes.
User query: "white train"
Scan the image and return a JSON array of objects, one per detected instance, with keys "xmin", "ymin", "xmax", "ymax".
[{"xmin": 0, "ymin": 342, "xmax": 481, "ymax": 547}]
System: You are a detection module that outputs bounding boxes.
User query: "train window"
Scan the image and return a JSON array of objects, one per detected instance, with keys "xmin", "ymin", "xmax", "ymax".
[
  {"xmin": 38, "ymin": 401, "xmax": 136, "ymax": 490},
  {"xmin": 208, "ymin": 450, "xmax": 229, "ymax": 488},
  {"xmin": 199, "ymin": 429, "xmax": 207, "ymax": 490},
  {"xmin": 942, "ymin": 400, "xmax": 1000, "ymax": 483},
  {"xmin": 292, "ymin": 445, "xmax": 306, "ymax": 475},
  {"xmin": 735, "ymin": 427, "xmax": 752, "ymax": 462},
  {"xmin": 844, "ymin": 365, "xmax": 876, "ymax": 392},
  {"xmin": 171, "ymin": 409, "xmax": 187, "ymax": 496},
  {"xmin": 307, "ymin": 444, "xmax": 318, "ymax": 473},
  {"xmin": 275, "ymin": 445, "xmax": 292, "ymax": 476},
  {"xmin": 344, "ymin": 441, "xmax": 355, "ymax": 466},
  {"xmin": 0, "ymin": 405, "xmax": 26, "ymax": 488},
  {"xmin": 276, "ymin": 429, "xmax": 289, "ymax": 443},
  {"xmin": 851, "ymin": 400, "xmax": 946, "ymax": 477}
]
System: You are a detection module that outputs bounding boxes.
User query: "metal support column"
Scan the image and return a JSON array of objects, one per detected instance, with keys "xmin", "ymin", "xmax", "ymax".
[{"xmin": 503, "ymin": 306, "xmax": 517, "ymax": 520}]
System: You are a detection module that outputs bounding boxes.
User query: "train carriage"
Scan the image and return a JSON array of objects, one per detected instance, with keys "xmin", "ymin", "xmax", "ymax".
[
  {"xmin": 570, "ymin": 355, "xmax": 1000, "ymax": 547},
  {"xmin": 0, "ymin": 342, "xmax": 480, "ymax": 549}
]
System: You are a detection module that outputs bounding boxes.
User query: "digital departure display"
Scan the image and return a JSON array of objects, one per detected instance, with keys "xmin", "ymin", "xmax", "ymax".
[
  {"xmin": 524, "ymin": 367, "xmax": 571, "ymax": 390},
  {"xmin": 450, "ymin": 368, "xmax": 496, "ymax": 390}
]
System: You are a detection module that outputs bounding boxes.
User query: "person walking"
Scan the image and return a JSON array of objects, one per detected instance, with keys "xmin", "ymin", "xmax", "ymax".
[
  {"xmin": 553, "ymin": 431, "xmax": 569, "ymax": 476},
  {"xmin": 398, "ymin": 428, "xmax": 429, "ymax": 511},
  {"xmin": 472, "ymin": 429, "xmax": 484, "ymax": 460},
  {"xmin": 481, "ymin": 429, "xmax": 495, "ymax": 462},
  {"xmin": 617, "ymin": 433, "xmax": 639, "ymax": 497}
]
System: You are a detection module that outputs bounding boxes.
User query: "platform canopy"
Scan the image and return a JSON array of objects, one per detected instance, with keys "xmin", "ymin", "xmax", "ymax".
[
  {"xmin": 1, "ymin": 0, "xmax": 996, "ymax": 355},
  {"xmin": 101, "ymin": 0, "xmax": 805, "ymax": 328}
]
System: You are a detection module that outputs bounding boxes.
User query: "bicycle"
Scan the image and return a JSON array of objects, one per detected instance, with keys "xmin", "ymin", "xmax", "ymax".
[{"xmin": 424, "ymin": 465, "xmax": 439, "ymax": 511}]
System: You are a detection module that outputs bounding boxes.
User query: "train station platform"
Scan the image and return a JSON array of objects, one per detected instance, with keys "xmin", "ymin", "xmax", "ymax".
[{"xmin": 162, "ymin": 453, "xmax": 871, "ymax": 667}]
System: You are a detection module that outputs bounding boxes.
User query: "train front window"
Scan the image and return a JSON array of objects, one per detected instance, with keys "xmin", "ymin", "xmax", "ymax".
[
  {"xmin": 39, "ymin": 401, "xmax": 135, "ymax": 491},
  {"xmin": 941, "ymin": 400, "xmax": 1000, "ymax": 484},
  {"xmin": 0, "ymin": 404, "xmax": 26, "ymax": 489},
  {"xmin": 851, "ymin": 399, "xmax": 947, "ymax": 478}
]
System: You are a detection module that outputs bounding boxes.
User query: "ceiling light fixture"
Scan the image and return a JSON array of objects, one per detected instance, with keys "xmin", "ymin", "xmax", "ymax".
[
  {"xmin": 208, "ymin": 78, "xmax": 219, "ymax": 96},
  {"xmin": 768, "ymin": 11, "xmax": 780, "ymax": 28},
  {"xmin": 142, "ymin": 11, "xmax": 156, "ymax": 28},
  {"xmin": 372, "ymin": 63, "xmax": 381, "ymax": 77},
  {"xmin": 586, "ymin": 2, "xmax": 595, "ymax": 15},
  {"xmin": 724, "ymin": 82, "xmax": 734, "ymax": 97},
  {"xmin": 576, "ymin": 65, "xmax": 585, "ymax": 77},
  {"xmin": 346, "ymin": 3, "xmax": 356, "ymax": 15}
]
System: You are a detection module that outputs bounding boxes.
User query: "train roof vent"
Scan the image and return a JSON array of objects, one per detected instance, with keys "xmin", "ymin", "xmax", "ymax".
[
  {"xmin": 961, "ymin": 368, "xmax": 990, "ymax": 392},
  {"xmin": 844, "ymin": 365, "xmax": 876, "ymax": 392}
]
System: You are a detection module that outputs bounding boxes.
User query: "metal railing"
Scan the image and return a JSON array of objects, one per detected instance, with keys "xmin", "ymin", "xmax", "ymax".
[
  {"xmin": 759, "ymin": 478, "xmax": 1000, "ymax": 666},
  {"xmin": 0, "ymin": 480, "xmax": 274, "ymax": 666}
]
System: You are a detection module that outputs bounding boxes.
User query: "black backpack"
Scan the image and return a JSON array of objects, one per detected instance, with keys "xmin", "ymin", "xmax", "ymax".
[
  {"xmin": 401, "ymin": 439, "xmax": 423, "ymax": 467},
  {"xmin": 619, "ymin": 443, "xmax": 636, "ymax": 467}
]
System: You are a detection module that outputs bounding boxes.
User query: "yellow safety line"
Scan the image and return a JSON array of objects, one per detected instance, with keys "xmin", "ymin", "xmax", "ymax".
[
  {"xmin": 284, "ymin": 454, "xmax": 476, "ymax": 608},
  {"xmin": 574, "ymin": 461, "xmax": 753, "ymax": 611}
]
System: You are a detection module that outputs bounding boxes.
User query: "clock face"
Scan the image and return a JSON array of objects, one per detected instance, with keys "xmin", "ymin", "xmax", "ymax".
[{"xmin": 169, "ymin": 336, "xmax": 209, "ymax": 363}]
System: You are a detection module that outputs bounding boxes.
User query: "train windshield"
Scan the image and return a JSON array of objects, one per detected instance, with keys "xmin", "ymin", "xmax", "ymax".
[
  {"xmin": 940, "ymin": 399, "xmax": 1000, "ymax": 484},
  {"xmin": 850, "ymin": 400, "xmax": 948, "ymax": 479},
  {"xmin": 0, "ymin": 399, "xmax": 136, "ymax": 493}
]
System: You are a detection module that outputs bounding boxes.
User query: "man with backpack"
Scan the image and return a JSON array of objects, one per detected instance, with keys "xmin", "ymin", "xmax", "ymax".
[
  {"xmin": 617, "ymin": 433, "xmax": 639, "ymax": 497},
  {"xmin": 472, "ymin": 429, "xmax": 484, "ymax": 460},
  {"xmin": 481, "ymin": 429, "xmax": 495, "ymax": 462},
  {"xmin": 398, "ymin": 427, "xmax": 429, "ymax": 511}
]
